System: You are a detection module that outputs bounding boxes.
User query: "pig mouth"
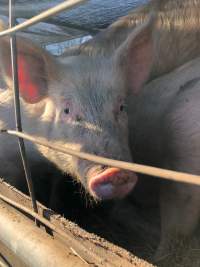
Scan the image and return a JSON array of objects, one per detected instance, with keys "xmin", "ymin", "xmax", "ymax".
[{"xmin": 87, "ymin": 167, "xmax": 138, "ymax": 200}]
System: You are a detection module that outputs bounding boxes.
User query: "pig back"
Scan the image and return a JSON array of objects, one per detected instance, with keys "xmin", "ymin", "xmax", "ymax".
[{"xmin": 128, "ymin": 56, "xmax": 200, "ymax": 168}]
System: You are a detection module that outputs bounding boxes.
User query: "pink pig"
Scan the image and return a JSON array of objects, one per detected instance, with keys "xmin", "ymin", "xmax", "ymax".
[{"xmin": 0, "ymin": 17, "xmax": 154, "ymax": 200}]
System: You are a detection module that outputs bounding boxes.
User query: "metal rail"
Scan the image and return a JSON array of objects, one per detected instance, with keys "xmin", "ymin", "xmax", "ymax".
[
  {"xmin": 0, "ymin": 199, "xmax": 92, "ymax": 267},
  {"xmin": 0, "ymin": 192, "xmax": 81, "ymax": 247},
  {"xmin": 9, "ymin": 0, "xmax": 39, "ymax": 222},
  {"xmin": 0, "ymin": 194, "xmax": 113, "ymax": 267},
  {"xmin": 2, "ymin": 129, "xmax": 200, "ymax": 187}
]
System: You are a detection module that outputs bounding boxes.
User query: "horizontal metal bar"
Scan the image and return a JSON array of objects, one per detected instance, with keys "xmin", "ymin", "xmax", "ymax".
[
  {"xmin": 0, "ymin": 0, "xmax": 88, "ymax": 37},
  {"xmin": 0, "ymin": 199, "xmax": 89, "ymax": 267},
  {"xmin": 2, "ymin": 129, "xmax": 200, "ymax": 186},
  {"xmin": 0, "ymin": 192, "xmax": 76, "ymax": 243},
  {"xmin": 0, "ymin": 194, "xmax": 115, "ymax": 267}
]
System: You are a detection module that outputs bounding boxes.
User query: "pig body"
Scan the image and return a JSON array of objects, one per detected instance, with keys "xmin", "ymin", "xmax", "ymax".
[
  {"xmin": 68, "ymin": 0, "xmax": 200, "ymax": 81},
  {"xmin": 128, "ymin": 57, "xmax": 200, "ymax": 258}
]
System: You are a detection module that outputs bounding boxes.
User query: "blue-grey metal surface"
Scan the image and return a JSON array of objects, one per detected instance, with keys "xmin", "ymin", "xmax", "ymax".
[{"xmin": 0, "ymin": 0, "xmax": 148, "ymax": 30}]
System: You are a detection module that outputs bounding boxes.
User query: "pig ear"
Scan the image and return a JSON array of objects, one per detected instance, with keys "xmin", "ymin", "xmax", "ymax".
[
  {"xmin": 0, "ymin": 36, "xmax": 56, "ymax": 104},
  {"xmin": 114, "ymin": 14, "xmax": 155, "ymax": 93}
]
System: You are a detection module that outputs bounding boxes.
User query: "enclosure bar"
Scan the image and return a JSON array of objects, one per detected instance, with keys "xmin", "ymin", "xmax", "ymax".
[
  {"xmin": 0, "ymin": 200, "xmax": 92, "ymax": 267},
  {"xmin": 0, "ymin": 253, "xmax": 10, "ymax": 267},
  {"xmin": 0, "ymin": 195, "xmax": 111, "ymax": 267},
  {"xmin": 3, "ymin": 129, "xmax": 200, "ymax": 186},
  {"xmin": 0, "ymin": 192, "xmax": 82, "ymax": 246},
  {"xmin": 0, "ymin": 0, "xmax": 88, "ymax": 37},
  {"xmin": 9, "ymin": 0, "xmax": 39, "ymax": 218}
]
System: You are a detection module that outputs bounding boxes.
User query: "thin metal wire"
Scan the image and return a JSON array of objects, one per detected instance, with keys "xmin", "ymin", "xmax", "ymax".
[
  {"xmin": 2, "ymin": 129, "xmax": 200, "ymax": 187},
  {"xmin": 9, "ymin": 0, "xmax": 39, "ymax": 222},
  {"xmin": 0, "ymin": 0, "xmax": 88, "ymax": 37}
]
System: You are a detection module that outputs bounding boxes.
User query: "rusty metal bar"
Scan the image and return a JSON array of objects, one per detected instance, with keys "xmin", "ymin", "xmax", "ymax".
[
  {"xmin": 9, "ymin": 0, "xmax": 39, "ymax": 219},
  {"xmin": 2, "ymin": 129, "xmax": 200, "ymax": 187},
  {"xmin": 0, "ymin": 0, "xmax": 88, "ymax": 37}
]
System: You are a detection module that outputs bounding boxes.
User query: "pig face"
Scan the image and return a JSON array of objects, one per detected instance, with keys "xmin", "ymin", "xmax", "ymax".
[
  {"xmin": 0, "ymin": 17, "xmax": 154, "ymax": 200},
  {"xmin": 46, "ymin": 56, "xmax": 137, "ymax": 200}
]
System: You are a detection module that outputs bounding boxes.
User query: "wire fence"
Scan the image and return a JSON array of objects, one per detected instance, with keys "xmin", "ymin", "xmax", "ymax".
[{"xmin": 0, "ymin": 0, "xmax": 200, "ymax": 225}]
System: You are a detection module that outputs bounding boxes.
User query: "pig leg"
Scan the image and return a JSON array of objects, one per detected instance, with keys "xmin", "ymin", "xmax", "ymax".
[{"xmin": 155, "ymin": 83, "xmax": 200, "ymax": 260}]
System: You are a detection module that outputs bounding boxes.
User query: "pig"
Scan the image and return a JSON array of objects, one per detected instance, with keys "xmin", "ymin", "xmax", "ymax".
[
  {"xmin": 64, "ymin": 0, "xmax": 200, "ymax": 258},
  {"xmin": 128, "ymin": 56, "xmax": 200, "ymax": 259},
  {"xmin": 0, "ymin": 16, "xmax": 154, "ymax": 202},
  {"xmin": 66, "ymin": 0, "xmax": 200, "ymax": 81}
]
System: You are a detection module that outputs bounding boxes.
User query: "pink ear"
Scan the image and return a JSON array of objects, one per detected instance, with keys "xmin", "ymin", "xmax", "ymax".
[
  {"xmin": 0, "ymin": 37, "xmax": 55, "ymax": 104},
  {"xmin": 115, "ymin": 15, "xmax": 155, "ymax": 93},
  {"xmin": 17, "ymin": 54, "xmax": 47, "ymax": 104},
  {"xmin": 127, "ymin": 35, "xmax": 153, "ymax": 93}
]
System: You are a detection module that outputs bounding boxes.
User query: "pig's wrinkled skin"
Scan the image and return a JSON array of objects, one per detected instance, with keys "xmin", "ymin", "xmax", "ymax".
[
  {"xmin": 66, "ymin": 0, "xmax": 200, "ymax": 81},
  {"xmin": 128, "ymin": 57, "xmax": 200, "ymax": 259},
  {"xmin": 0, "ymin": 18, "xmax": 154, "ymax": 201}
]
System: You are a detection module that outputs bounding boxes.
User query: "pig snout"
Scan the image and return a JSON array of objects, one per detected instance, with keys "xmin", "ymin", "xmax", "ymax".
[{"xmin": 87, "ymin": 167, "xmax": 138, "ymax": 200}]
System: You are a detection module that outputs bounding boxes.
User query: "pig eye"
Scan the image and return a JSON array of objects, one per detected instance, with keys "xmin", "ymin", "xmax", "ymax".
[
  {"xmin": 64, "ymin": 107, "xmax": 70, "ymax": 114},
  {"xmin": 119, "ymin": 104, "xmax": 127, "ymax": 112},
  {"xmin": 120, "ymin": 104, "xmax": 124, "ymax": 112}
]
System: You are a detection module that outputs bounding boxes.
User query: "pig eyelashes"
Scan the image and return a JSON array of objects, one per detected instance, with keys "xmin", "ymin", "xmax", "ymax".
[
  {"xmin": 117, "ymin": 99, "xmax": 127, "ymax": 113},
  {"xmin": 113, "ymin": 100, "xmax": 127, "ymax": 121},
  {"xmin": 62, "ymin": 100, "xmax": 72, "ymax": 116},
  {"xmin": 119, "ymin": 104, "xmax": 126, "ymax": 112},
  {"xmin": 60, "ymin": 101, "xmax": 72, "ymax": 123}
]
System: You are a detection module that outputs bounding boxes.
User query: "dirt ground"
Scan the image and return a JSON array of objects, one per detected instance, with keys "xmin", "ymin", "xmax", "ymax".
[{"xmin": 31, "ymin": 170, "xmax": 200, "ymax": 267}]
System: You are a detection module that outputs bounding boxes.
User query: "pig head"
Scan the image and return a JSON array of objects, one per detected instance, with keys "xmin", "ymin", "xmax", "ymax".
[{"xmin": 0, "ymin": 17, "xmax": 154, "ymax": 200}]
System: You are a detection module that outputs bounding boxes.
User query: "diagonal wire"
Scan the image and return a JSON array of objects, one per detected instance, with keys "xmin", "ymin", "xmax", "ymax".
[
  {"xmin": 0, "ymin": 0, "xmax": 88, "ymax": 37},
  {"xmin": 9, "ymin": 0, "xmax": 39, "ymax": 223},
  {"xmin": 2, "ymin": 129, "xmax": 200, "ymax": 187}
]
